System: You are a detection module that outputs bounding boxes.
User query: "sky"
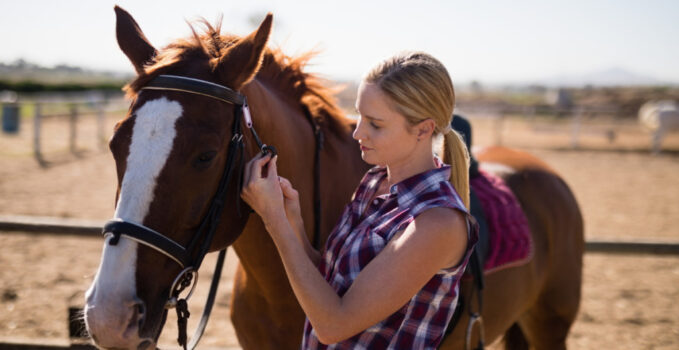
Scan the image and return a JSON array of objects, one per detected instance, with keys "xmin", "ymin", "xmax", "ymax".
[{"xmin": 1, "ymin": 0, "xmax": 678, "ymax": 85}]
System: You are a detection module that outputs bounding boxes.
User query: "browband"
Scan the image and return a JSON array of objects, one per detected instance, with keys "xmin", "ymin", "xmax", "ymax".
[{"xmin": 141, "ymin": 75, "xmax": 245, "ymax": 105}]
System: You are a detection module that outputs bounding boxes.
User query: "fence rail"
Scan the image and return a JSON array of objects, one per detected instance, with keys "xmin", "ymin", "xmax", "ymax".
[
  {"xmin": 0, "ymin": 340, "xmax": 95, "ymax": 350},
  {"xmin": 1, "ymin": 215, "xmax": 678, "ymax": 255}
]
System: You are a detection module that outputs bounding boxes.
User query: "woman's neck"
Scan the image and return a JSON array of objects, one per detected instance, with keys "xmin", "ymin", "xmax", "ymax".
[{"xmin": 384, "ymin": 141, "xmax": 437, "ymax": 188}]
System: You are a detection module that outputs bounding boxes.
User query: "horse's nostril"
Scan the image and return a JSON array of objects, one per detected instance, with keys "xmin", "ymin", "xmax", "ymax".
[
  {"xmin": 137, "ymin": 339, "xmax": 154, "ymax": 350},
  {"xmin": 133, "ymin": 301, "xmax": 146, "ymax": 328},
  {"xmin": 136, "ymin": 302, "xmax": 145, "ymax": 315}
]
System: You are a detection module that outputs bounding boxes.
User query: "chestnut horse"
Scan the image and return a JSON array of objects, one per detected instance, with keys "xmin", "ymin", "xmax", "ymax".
[{"xmin": 84, "ymin": 6, "xmax": 583, "ymax": 350}]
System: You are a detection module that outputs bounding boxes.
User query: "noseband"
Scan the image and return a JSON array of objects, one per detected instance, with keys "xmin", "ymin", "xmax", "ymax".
[{"xmin": 102, "ymin": 75, "xmax": 276, "ymax": 349}]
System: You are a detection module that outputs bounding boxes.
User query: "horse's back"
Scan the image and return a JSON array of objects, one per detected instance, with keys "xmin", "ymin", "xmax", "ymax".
[
  {"xmin": 475, "ymin": 145, "xmax": 556, "ymax": 175},
  {"xmin": 442, "ymin": 146, "xmax": 584, "ymax": 350}
]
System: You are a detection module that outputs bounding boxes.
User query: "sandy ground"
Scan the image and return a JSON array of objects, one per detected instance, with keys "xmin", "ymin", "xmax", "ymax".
[{"xmin": 0, "ymin": 112, "xmax": 678, "ymax": 349}]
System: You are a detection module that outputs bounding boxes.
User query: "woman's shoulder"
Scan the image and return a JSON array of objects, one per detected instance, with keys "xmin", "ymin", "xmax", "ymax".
[
  {"xmin": 402, "ymin": 179, "xmax": 467, "ymax": 217},
  {"xmin": 407, "ymin": 206, "xmax": 469, "ymax": 269},
  {"xmin": 415, "ymin": 206, "xmax": 466, "ymax": 232}
]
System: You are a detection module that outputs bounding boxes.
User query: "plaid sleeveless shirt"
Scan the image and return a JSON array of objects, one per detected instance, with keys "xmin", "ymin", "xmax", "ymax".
[{"xmin": 301, "ymin": 160, "xmax": 478, "ymax": 350}]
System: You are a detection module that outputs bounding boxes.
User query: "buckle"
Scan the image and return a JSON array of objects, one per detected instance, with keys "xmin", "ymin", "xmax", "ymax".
[{"xmin": 166, "ymin": 267, "xmax": 199, "ymax": 309}]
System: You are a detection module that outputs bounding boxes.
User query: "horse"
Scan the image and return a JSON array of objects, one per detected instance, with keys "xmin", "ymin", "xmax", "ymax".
[
  {"xmin": 638, "ymin": 100, "xmax": 679, "ymax": 153},
  {"xmin": 84, "ymin": 7, "xmax": 584, "ymax": 350}
]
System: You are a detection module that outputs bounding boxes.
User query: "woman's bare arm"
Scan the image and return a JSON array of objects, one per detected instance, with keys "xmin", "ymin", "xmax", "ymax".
[{"xmin": 264, "ymin": 206, "xmax": 468, "ymax": 344}]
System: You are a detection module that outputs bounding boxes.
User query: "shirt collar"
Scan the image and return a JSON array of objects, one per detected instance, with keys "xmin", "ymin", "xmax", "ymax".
[{"xmin": 364, "ymin": 158, "xmax": 451, "ymax": 206}]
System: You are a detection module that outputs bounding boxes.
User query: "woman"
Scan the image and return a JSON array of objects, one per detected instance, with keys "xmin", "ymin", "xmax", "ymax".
[{"xmin": 241, "ymin": 51, "xmax": 478, "ymax": 349}]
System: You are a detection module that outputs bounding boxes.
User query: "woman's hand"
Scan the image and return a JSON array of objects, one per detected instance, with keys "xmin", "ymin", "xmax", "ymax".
[
  {"xmin": 278, "ymin": 176, "xmax": 303, "ymax": 228},
  {"xmin": 241, "ymin": 153, "xmax": 285, "ymax": 226}
]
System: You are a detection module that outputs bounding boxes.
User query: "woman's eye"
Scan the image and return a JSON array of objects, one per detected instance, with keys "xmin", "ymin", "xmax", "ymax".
[{"xmin": 370, "ymin": 122, "xmax": 380, "ymax": 129}]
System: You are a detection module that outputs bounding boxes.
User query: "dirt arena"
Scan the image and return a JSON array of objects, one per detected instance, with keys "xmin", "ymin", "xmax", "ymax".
[{"xmin": 0, "ymin": 110, "xmax": 678, "ymax": 349}]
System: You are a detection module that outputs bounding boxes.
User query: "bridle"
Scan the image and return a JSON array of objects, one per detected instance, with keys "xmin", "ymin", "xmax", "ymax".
[{"xmin": 102, "ymin": 74, "xmax": 276, "ymax": 349}]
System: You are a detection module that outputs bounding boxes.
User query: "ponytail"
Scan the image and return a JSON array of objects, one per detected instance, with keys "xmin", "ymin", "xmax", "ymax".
[{"xmin": 442, "ymin": 129, "xmax": 470, "ymax": 210}]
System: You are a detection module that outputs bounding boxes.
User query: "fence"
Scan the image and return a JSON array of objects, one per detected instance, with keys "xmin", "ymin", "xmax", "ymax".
[
  {"xmin": 455, "ymin": 104, "xmax": 628, "ymax": 149},
  {"xmin": 1, "ymin": 95, "xmax": 128, "ymax": 166}
]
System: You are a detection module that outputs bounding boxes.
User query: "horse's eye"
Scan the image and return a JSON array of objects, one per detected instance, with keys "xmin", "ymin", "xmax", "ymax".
[{"xmin": 194, "ymin": 151, "xmax": 217, "ymax": 168}]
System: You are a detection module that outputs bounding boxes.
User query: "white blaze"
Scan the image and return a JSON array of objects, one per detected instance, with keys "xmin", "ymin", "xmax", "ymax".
[{"xmin": 85, "ymin": 98, "xmax": 183, "ymax": 329}]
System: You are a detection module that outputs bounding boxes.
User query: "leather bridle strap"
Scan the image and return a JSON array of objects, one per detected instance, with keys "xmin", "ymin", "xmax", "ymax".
[
  {"xmin": 104, "ymin": 220, "xmax": 189, "ymax": 267},
  {"xmin": 142, "ymin": 75, "xmax": 245, "ymax": 105}
]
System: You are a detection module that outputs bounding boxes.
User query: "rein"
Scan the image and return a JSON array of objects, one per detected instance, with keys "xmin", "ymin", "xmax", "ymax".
[{"xmin": 101, "ymin": 74, "xmax": 324, "ymax": 350}]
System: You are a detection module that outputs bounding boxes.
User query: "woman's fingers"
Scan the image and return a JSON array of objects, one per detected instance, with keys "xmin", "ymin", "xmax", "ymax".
[
  {"xmin": 243, "ymin": 156, "xmax": 253, "ymax": 187},
  {"xmin": 240, "ymin": 154, "xmax": 281, "ymax": 215},
  {"xmin": 265, "ymin": 155, "xmax": 278, "ymax": 179},
  {"xmin": 244, "ymin": 152, "xmax": 271, "ymax": 186},
  {"xmin": 253, "ymin": 153, "xmax": 273, "ymax": 180}
]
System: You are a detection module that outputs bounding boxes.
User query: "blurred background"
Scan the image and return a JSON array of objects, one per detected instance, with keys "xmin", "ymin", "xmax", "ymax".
[{"xmin": 1, "ymin": 1, "xmax": 677, "ymax": 349}]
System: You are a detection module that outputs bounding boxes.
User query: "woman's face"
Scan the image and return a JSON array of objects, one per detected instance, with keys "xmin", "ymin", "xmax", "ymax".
[{"xmin": 353, "ymin": 82, "xmax": 419, "ymax": 167}]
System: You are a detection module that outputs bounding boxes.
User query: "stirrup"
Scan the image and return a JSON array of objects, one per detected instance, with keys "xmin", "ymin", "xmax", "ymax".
[{"xmin": 465, "ymin": 312, "xmax": 485, "ymax": 350}]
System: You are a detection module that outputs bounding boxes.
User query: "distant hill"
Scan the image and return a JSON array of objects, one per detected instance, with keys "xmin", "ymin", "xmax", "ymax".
[
  {"xmin": 0, "ymin": 59, "xmax": 132, "ymax": 84},
  {"xmin": 536, "ymin": 67, "xmax": 670, "ymax": 87}
]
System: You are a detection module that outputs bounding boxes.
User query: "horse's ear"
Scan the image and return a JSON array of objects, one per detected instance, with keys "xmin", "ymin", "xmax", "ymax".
[
  {"xmin": 114, "ymin": 6, "xmax": 157, "ymax": 74},
  {"xmin": 213, "ymin": 13, "xmax": 272, "ymax": 89}
]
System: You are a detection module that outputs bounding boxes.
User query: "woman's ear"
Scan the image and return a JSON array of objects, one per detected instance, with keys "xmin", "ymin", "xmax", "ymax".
[{"xmin": 416, "ymin": 119, "xmax": 436, "ymax": 140}]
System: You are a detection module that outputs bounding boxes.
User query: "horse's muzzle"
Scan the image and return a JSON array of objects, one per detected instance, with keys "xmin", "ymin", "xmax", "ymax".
[{"xmin": 84, "ymin": 287, "xmax": 153, "ymax": 350}]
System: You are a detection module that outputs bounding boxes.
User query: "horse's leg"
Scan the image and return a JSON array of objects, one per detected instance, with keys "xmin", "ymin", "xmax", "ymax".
[
  {"xmin": 438, "ymin": 261, "xmax": 542, "ymax": 349},
  {"xmin": 516, "ymin": 261, "xmax": 582, "ymax": 350},
  {"xmin": 507, "ymin": 171, "xmax": 584, "ymax": 350}
]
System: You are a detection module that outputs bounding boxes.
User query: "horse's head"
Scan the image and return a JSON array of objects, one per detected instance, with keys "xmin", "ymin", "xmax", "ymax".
[{"xmin": 84, "ymin": 6, "xmax": 272, "ymax": 349}]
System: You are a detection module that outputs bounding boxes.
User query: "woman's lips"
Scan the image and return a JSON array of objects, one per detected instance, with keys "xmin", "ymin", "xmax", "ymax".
[{"xmin": 360, "ymin": 145, "xmax": 372, "ymax": 151}]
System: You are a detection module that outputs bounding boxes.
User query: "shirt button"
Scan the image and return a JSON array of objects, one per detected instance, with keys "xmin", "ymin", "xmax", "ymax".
[{"xmin": 373, "ymin": 199, "xmax": 379, "ymax": 205}]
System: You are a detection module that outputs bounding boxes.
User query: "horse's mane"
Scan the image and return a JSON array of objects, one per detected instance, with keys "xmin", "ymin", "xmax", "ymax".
[{"xmin": 124, "ymin": 19, "xmax": 348, "ymax": 134}]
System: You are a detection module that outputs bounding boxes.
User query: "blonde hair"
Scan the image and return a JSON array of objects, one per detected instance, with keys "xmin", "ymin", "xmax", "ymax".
[{"xmin": 364, "ymin": 51, "xmax": 470, "ymax": 209}]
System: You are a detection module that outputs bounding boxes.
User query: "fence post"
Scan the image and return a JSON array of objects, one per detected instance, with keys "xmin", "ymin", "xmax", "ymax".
[
  {"xmin": 571, "ymin": 107, "xmax": 583, "ymax": 149},
  {"xmin": 494, "ymin": 112, "xmax": 504, "ymax": 146},
  {"xmin": 69, "ymin": 104, "xmax": 78, "ymax": 154},
  {"xmin": 33, "ymin": 103, "xmax": 45, "ymax": 165},
  {"xmin": 97, "ymin": 101, "xmax": 106, "ymax": 150}
]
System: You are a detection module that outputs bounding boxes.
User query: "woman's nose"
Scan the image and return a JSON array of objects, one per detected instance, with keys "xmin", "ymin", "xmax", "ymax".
[{"xmin": 352, "ymin": 119, "xmax": 364, "ymax": 141}]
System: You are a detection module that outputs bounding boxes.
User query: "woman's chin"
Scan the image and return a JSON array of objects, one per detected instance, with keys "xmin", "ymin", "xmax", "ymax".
[
  {"xmin": 360, "ymin": 152, "xmax": 376, "ymax": 164},
  {"xmin": 360, "ymin": 153, "xmax": 385, "ymax": 167}
]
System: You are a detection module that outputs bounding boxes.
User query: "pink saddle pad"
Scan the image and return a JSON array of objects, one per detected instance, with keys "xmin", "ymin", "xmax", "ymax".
[{"xmin": 470, "ymin": 170, "xmax": 533, "ymax": 274}]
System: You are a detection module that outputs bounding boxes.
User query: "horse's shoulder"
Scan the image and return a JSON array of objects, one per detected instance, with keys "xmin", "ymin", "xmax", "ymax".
[{"xmin": 475, "ymin": 146, "xmax": 556, "ymax": 175}]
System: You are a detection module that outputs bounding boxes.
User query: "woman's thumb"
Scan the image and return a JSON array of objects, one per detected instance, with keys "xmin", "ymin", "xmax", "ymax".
[
  {"xmin": 279, "ymin": 177, "xmax": 297, "ymax": 199},
  {"xmin": 268, "ymin": 155, "xmax": 278, "ymax": 177}
]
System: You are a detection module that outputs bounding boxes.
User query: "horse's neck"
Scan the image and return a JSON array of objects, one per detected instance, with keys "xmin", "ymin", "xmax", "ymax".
[{"xmin": 232, "ymin": 78, "xmax": 367, "ymax": 298}]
